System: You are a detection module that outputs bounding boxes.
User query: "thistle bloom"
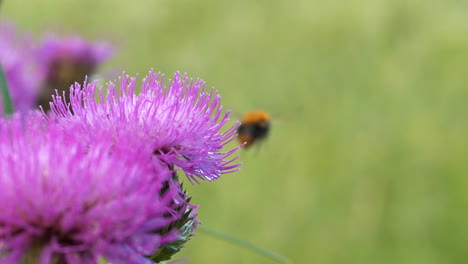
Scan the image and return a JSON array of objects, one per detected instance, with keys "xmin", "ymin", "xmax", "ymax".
[
  {"xmin": 36, "ymin": 35, "xmax": 112, "ymax": 109},
  {"xmin": 0, "ymin": 114, "xmax": 183, "ymax": 264},
  {"xmin": 0, "ymin": 21, "xmax": 43, "ymax": 114},
  {"xmin": 48, "ymin": 70, "xmax": 241, "ymax": 183}
]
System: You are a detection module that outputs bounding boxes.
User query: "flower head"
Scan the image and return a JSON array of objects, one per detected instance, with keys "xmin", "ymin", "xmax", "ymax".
[
  {"xmin": 0, "ymin": 21, "xmax": 43, "ymax": 114},
  {"xmin": 0, "ymin": 113, "xmax": 183, "ymax": 264},
  {"xmin": 37, "ymin": 35, "xmax": 113, "ymax": 109},
  {"xmin": 48, "ymin": 70, "xmax": 241, "ymax": 183}
]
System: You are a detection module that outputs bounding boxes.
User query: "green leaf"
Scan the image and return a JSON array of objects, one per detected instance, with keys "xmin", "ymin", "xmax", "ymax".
[{"xmin": 0, "ymin": 65, "xmax": 14, "ymax": 115}]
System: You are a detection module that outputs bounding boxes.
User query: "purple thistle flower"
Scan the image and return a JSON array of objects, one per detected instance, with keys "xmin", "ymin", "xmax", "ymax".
[
  {"xmin": 36, "ymin": 35, "xmax": 113, "ymax": 110},
  {"xmin": 0, "ymin": 21, "xmax": 43, "ymax": 114},
  {"xmin": 0, "ymin": 113, "xmax": 183, "ymax": 264},
  {"xmin": 48, "ymin": 70, "xmax": 242, "ymax": 183}
]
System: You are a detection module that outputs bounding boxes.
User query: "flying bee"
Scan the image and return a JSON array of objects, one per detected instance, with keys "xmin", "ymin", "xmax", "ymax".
[{"xmin": 237, "ymin": 110, "xmax": 271, "ymax": 148}]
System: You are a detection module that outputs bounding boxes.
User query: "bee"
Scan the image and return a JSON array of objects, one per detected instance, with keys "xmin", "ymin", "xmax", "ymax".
[{"xmin": 237, "ymin": 110, "xmax": 271, "ymax": 148}]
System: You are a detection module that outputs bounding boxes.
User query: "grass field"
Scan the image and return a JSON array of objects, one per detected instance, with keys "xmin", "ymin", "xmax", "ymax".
[{"xmin": 3, "ymin": 0, "xmax": 468, "ymax": 263}]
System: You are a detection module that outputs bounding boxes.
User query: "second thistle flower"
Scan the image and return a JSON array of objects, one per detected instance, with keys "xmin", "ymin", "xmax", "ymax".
[{"xmin": 36, "ymin": 35, "xmax": 113, "ymax": 110}]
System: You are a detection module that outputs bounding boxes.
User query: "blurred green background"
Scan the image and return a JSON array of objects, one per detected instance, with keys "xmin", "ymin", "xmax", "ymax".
[{"xmin": 3, "ymin": 0, "xmax": 468, "ymax": 263}]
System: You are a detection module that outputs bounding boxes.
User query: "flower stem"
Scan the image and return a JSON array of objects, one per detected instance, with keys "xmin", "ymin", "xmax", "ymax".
[
  {"xmin": 0, "ymin": 65, "xmax": 14, "ymax": 115},
  {"xmin": 198, "ymin": 226, "xmax": 292, "ymax": 264}
]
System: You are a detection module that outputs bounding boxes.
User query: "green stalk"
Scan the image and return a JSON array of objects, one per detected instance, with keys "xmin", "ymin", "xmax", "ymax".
[
  {"xmin": 198, "ymin": 226, "xmax": 292, "ymax": 264},
  {"xmin": 0, "ymin": 65, "xmax": 15, "ymax": 115}
]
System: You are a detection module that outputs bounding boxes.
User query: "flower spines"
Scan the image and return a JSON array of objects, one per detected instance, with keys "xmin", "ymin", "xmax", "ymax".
[{"xmin": 149, "ymin": 171, "xmax": 199, "ymax": 263}]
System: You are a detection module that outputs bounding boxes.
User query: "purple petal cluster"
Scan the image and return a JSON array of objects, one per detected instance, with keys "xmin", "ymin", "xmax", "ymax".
[
  {"xmin": 0, "ymin": 22, "xmax": 43, "ymax": 114},
  {"xmin": 48, "ymin": 70, "xmax": 241, "ymax": 183},
  {"xmin": 0, "ymin": 114, "xmax": 181, "ymax": 264}
]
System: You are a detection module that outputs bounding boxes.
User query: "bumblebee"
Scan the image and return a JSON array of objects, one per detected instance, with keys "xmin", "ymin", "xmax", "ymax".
[{"xmin": 237, "ymin": 110, "xmax": 270, "ymax": 148}]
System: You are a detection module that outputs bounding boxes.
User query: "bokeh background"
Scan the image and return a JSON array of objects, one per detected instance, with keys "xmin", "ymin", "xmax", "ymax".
[{"xmin": 3, "ymin": 0, "xmax": 468, "ymax": 263}]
